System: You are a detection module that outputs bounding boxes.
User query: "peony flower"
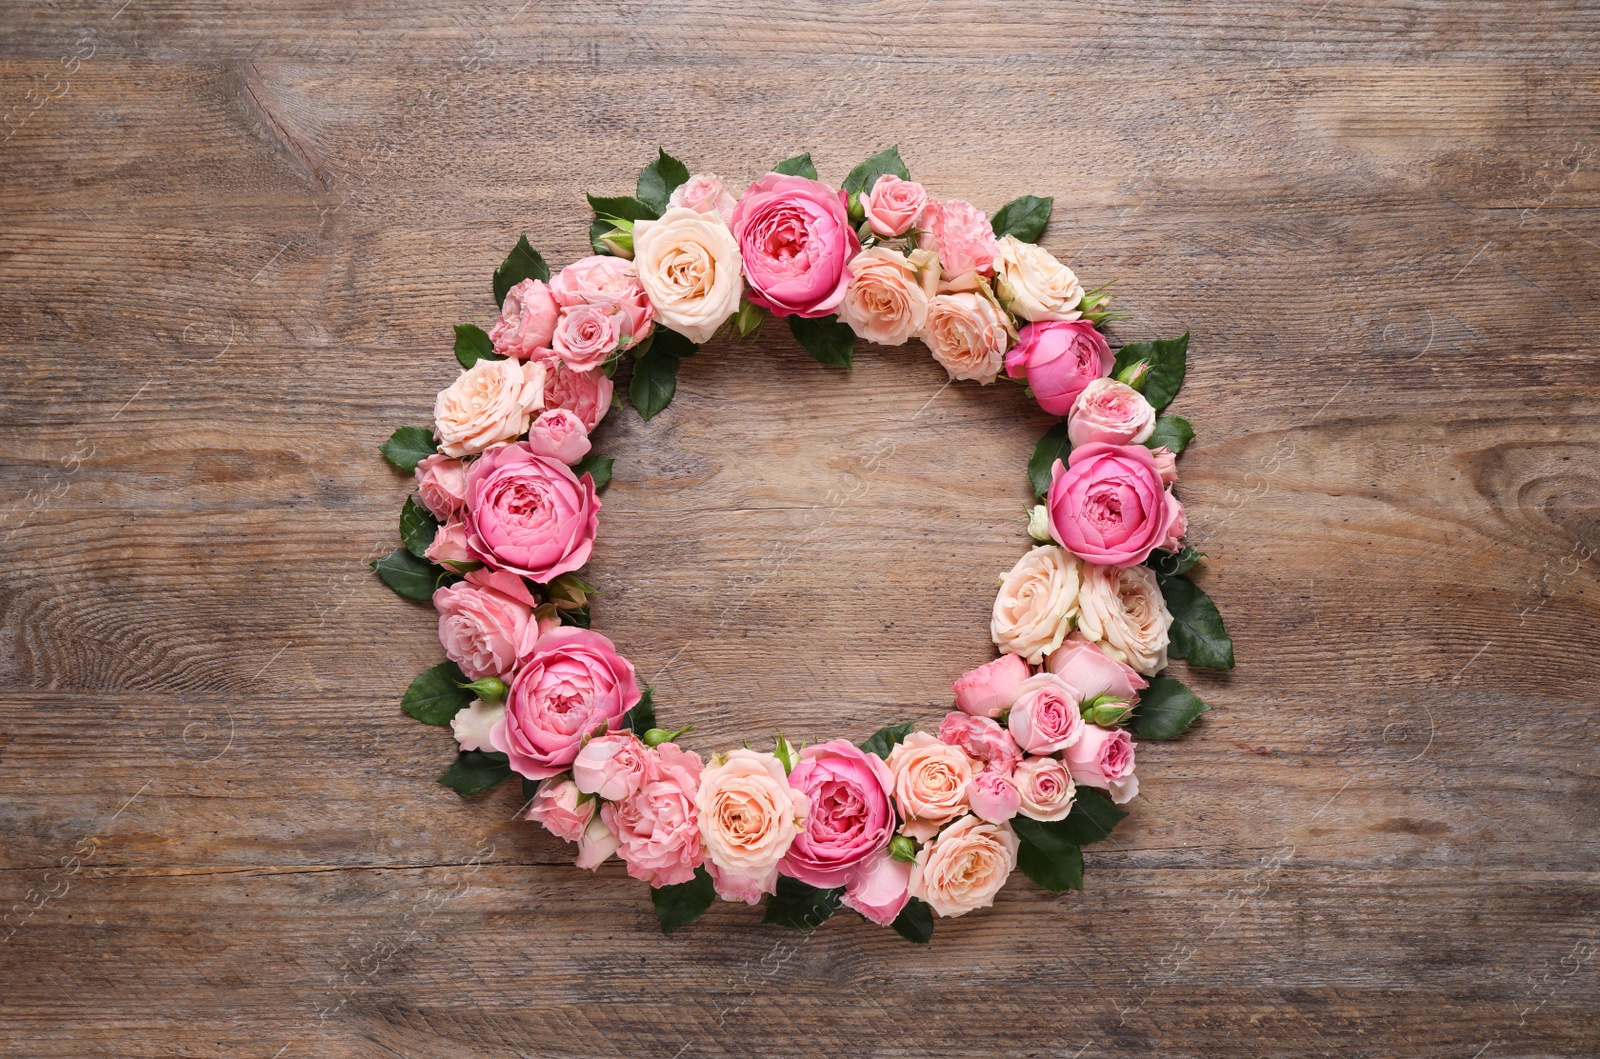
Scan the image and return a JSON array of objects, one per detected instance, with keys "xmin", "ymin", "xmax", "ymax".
[
  {"xmin": 525, "ymin": 776, "xmax": 594, "ymax": 843},
  {"xmin": 541, "ymin": 359, "xmax": 614, "ymax": 432},
  {"xmin": 572, "ymin": 731, "xmax": 651, "ymax": 802},
  {"xmin": 886, "ymin": 732, "xmax": 976, "ymax": 842},
  {"xmin": 1007, "ymin": 673, "xmax": 1085, "ymax": 754},
  {"xmin": 548, "ymin": 255, "xmax": 654, "ymax": 351},
  {"xmin": 1004, "ymin": 319, "xmax": 1112, "ymax": 417},
  {"xmin": 1069, "ymin": 378, "xmax": 1156, "ymax": 447},
  {"xmin": 463, "ymin": 442, "xmax": 600, "ymax": 582},
  {"xmin": 861, "ymin": 174, "xmax": 927, "ymax": 237},
  {"xmin": 780, "ymin": 739, "xmax": 897, "ymax": 889},
  {"xmin": 918, "ymin": 198, "xmax": 998, "ymax": 284},
  {"xmin": 1013, "ymin": 756, "xmax": 1076, "ymax": 821},
  {"xmin": 908, "ymin": 814, "xmax": 1017, "ymax": 918},
  {"xmin": 632, "ymin": 206, "xmax": 744, "ymax": 343},
  {"xmin": 489, "ymin": 278, "xmax": 560, "ymax": 360},
  {"xmin": 991, "ymin": 544, "xmax": 1082, "ymax": 664},
  {"xmin": 1045, "ymin": 633, "xmax": 1148, "ymax": 704},
  {"xmin": 669, "ymin": 173, "xmax": 737, "ymax": 228},
  {"xmin": 604, "ymin": 742, "xmax": 705, "ymax": 887},
  {"xmin": 524, "ymin": 408, "xmax": 591, "ymax": 465},
  {"xmin": 550, "ymin": 303, "xmax": 622, "ymax": 372},
  {"xmin": 1046, "ymin": 443, "xmax": 1182, "ymax": 568},
  {"xmin": 489, "ymin": 626, "xmax": 641, "ymax": 780},
  {"xmin": 1064, "ymin": 723, "xmax": 1138, "ymax": 804},
  {"xmin": 993, "ymin": 235, "xmax": 1084, "ymax": 322},
  {"xmin": 414, "ymin": 453, "xmax": 468, "ymax": 520},
  {"xmin": 433, "ymin": 357, "xmax": 545, "ymax": 459},
  {"xmin": 450, "ymin": 699, "xmax": 504, "ymax": 752},
  {"xmin": 837, "ymin": 246, "xmax": 932, "ymax": 346},
  {"xmin": 1076, "ymin": 563, "xmax": 1173, "ymax": 676},
  {"xmin": 696, "ymin": 749, "xmax": 810, "ymax": 904},
  {"xmin": 936, "ymin": 712, "xmax": 1021, "ymax": 776},
  {"xmin": 432, "ymin": 574, "xmax": 538, "ymax": 681},
  {"xmin": 952, "ymin": 653, "xmax": 1032, "ymax": 719},
  {"xmin": 841, "ymin": 849, "xmax": 912, "ymax": 926},
  {"xmin": 921, "ymin": 290, "xmax": 1012, "ymax": 383},
  {"xmin": 967, "ymin": 771, "xmax": 1021, "ymax": 824},
  {"xmin": 731, "ymin": 172, "xmax": 860, "ymax": 318}
]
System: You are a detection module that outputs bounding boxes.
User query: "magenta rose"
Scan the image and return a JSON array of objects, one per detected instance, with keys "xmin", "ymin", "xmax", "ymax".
[
  {"xmin": 463, "ymin": 442, "xmax": 600, "ymax": 582},
  {"xmin": 489, "ymin": 278, "xmax": 559, "ymax": 360},
  {"xmin": 414, "ymin": 453, "xmax": 468, "ymax": 520},
  {"xmin": 1005, "ymin": 320, "xmax": 1112, "ymax": 416},
  {"xmin": 431, "ymin": 575, "xmax": 537, "ymax": 681},
  {"xmin": 603, "ymin": 742, "xmax": 705, "ymax": 887},
  {"xmin": 525, "ymin": 408, "xmax": 590, "ymax": 465},
  {"xmin": 952, "ymin": 654, "xmax": 1032, "ymax": 718},
  {"xmin": 548, "ymin": 255, "xmax": 654, "ymax": 351},
  {"xmin": 967, "ymin": 771, "xmax": 1021, "ymax": 824},
  {"xmin": 840, "ymin": 849, "xmax": 911, "ymax": 926},
  {"xmin": 489, "ymin": 626, "xmax": 641, "ymax": 780},
  {"xmin": 937, "ymin": 712, "xmax": 1021, "ymax": 776},
  {"xmin": 1047, "ymin": 443, "xmax": 1180, "ymax": 567},
  {"xmin": 780, "ymin": 739, "xmax": 897, "ymax": 889},
  {"xmin": 731, "ymin": 172, "xmax": 860, "ymax": 318},
  {"xmin": 542, "ymin": 360, "xmax": 614, "ymax": 432},
  {"xmin": 1064, "ymin": 723, "xmax": 1138, "ymax": 804}
]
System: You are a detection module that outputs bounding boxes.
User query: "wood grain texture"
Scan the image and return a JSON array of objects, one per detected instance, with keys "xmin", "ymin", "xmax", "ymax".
[{"xmin": 1, "ymin": 1, "xmax": 1597, "ymax": 1056}]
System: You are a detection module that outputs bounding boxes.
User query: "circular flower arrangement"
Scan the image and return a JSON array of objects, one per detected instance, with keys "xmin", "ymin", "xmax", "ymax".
[{"xmin": 375, "ymin": 148, "xmax": 1235, "ymax": 942}]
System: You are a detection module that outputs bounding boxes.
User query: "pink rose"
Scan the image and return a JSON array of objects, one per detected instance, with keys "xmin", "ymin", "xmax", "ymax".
[
  {"xmin": 414, "ymin": 453, "xmax": 468, "ymax": 520},
  {"xmin": 936, "ymin": 712, "xmax": 1021, "ymax": 776},
  {"xmin": 1162, "ymin": 495, "xmax": 1187, "ymax": 553},
  {"xmin": 1004, "ymin": 320, "xmax": 1112, "ymax": 416},
  {"xmin": 572, "ymin": 731, "xmax": 651, "ymax": 802},
  {"xmin": 922, "ymin": 291, "xmax": 1011, "ymax": 383},
  {"xmin": 841, "ymin": 849, "xmax": 911, "ymax": 926},
  {"xmin": 1007, "ymin": 673, "xmax": 1085, "ymax": 754},
  {"xmin": 780, "ymin": 739, "xmax": 896, "ymax": 889},
  {"xmin": 731, "ymin": 172, "xmax": 860, "ymax": 318},
  {"xmin": 967, "ymin": 771, "xmax": 1021, "ymax": 824},
  {"xmin": 908, "ymin": 814, "xmax": 1017, "ymax": 918},
  {"xmin": 696, "ymin": 749, "xmax": 809, "ymax": 904},
  {"xmin": 463, "ymin": 442, "xmax": 600, "ymax": 581},
  {"xmin": 668, "ymin": 172, "xmax": 737, "ymax": 228},
  {"xmin": 604, "ymin": 742, "xmax": 705, "ymax": 887},
  {"xmin": 1014, "ymin": 757, "xmax": 1076, "ymax": 821},
  {"xmin": 425, "ymin": 518, "xmax": 473, "ymax": 568},
  {"xmin": 952, "ymin": 654, "xmax": 1032, "ymax": 719},
  {"xmin": 525, "ymin": 408, "xmax": 590, "ymax": 465},
  {"xmin": 1063, "ymin": 723, "xmax": 1138, "ymax": 804},
  {"xmin": 1047, "ymin": 443, "xmax": 1180, "ymax": 568},
  {"xmin": 575, "ymin": 815, "xmax": 619, "ymax": 870},
  {"xmin": 918, "ymin": 198, "xmax": 998, "ymax": 282},
  {"xmin": 1069, "ymin": 378, "xmax": 1156, "ymax": 447},
  {"xmin": 861, "ymin": 174, "xmax": 927, "ymax": 237},
  {"xmin": 525, "ymin": 777, "xmax": 594, "ymax": 843},
  {"xmin": 542, "ymin": 360, "xmax": 614, "ymax": 432},
  {"xmin": 431, "ymin": 576, "xmax": 537, "ymax": 681},
  {"xmin": 550, "ymin": 303, "xmax": 621, "ymax": 372},
  {"xmin": 489, "ymin": 627, "xmax": 641, "ymax": 780},
  {"xmin": 1150, "ymin": 446, "xmax": 1179, "ymax": 486},
  {"xmin": 489, "ymin": 278, "xmax": 559, "ymax": 360},
  {"xmin": 549, "ymin": 255, "xmax": 654, "ymax": 351},
  {"xmin": 1046, "ymin": 634, "xmax": 1148, "ymax": 704},
  {"xmin": 886, "ymin": 732, "xmax": 976, "ymax": 842}
]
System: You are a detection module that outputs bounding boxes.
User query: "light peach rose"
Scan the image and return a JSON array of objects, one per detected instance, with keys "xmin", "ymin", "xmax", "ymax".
[
  {"xmin": 908, "ymin": 813, "xmax": 1018, "ymax": 918},
  {"xmin": 1013, "ymin": 756, "xmax": 1076, "ymax": 821},
  {"xmin": 861, "ymin": 174, "xmax": 928, "ymax": 237},
  {"xmin": 1077, "ymin": 563, "xmax": 1173, "ymax": 676},
  {"xmin": 1068, "ymin": 378, "xmax": 1156, "ymax": 447},
  {"xmin": 921, "ymin": 289, "xmax": 1012, "ymax": 383},
  {"xmin": 669, "ymin": 173, "xmax": 737, "ymax": 228},
  {"xmin": 886, "ymin": 732, "xmax": 976, "ymax": 841},
  {"xmin": 993, "ymin": 235, "xmax": 1084, "ymax": 322},
  {"xmin": 991, "ymin": 545, "xmax": 1082, "ymax": 664},
  {"xmin": 695, "ymin": 748, "xmax": 810, "ymax": 904},
  {"xmin": 632, "ymin": 206, "xmax": 743, "ymax": 343},
  {"xmin": 433, "ymin": 357, "xmax": 545, "ymax": 458},
  {"xmin": 838, "ymin": 247, "xmax": 932, "ymax": 346}
]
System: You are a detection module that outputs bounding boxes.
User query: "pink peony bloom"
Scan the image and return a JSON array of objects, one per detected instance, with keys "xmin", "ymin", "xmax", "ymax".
[
  {"xmin": 841, "ymin": 849, "xmax": 912, "ymax": 926},
  {"xmin": 550, "ymin": 303, "xmax": 622, "ymax": 372},
  {"xmin": 572, "ymin": 731, "xmax": 652, "ymax": 802},
  {"xmin": 489, "ymin": 278, "xmax": 560, "ymax": 360},
  {"xmin": 489, "ymin": 626, "xmax": 640, "ymax": 780},
  {"xmin": 1004, "ymin": 320, "xmax": 1113, "ymax": 417},
  {"xmin": 861, "ymin": 174, "xmax": 927, "ymax": 237},
  {"xmin": 1047, "ymin": 443, "xmax": 1181, "ymax": 568},
  {"xmin": 731, "ymin": 172, "xmax": 860, "ymax": 318},
  {"xmin": 780, "ymin": 739, "xmax": 897, "ymax": 889},
  {"xmin": 952, "ymin": 654, "xmax": 1032, "ymax": 718},
  {"xmin": 463, "ymin": 442, "xmax": 600, "ymax": 582},
  {"xmin": 918, "ymin": 198, "xmax": 998, "ymax": 282},
  {"xmin": 1007, "ymin": 673, "xmax": 1086, "ymax": 755},
  {"xmin": 548, "ymin": 255, "xmax": 654, "ymax": 351},
  {"xmin": 431, "ymin": 576, "xmax": 538, "ymax": 681},
  {"xmin": 1064, "ymin": 723, "xmax": 1138, "ymax": 804},
  {"xmin": 604, "ymin": 742, "xmax": 705, "ymax": 887},
  {"xmin": 967, "ymin": 771, "xmax": 1021, "ymax": 824},
  {"xmin": 525, "ymin": 776, "xmax": 594, "ymax": 843},
  {"xmin": 524, "ymin": 408, "xmax": 591, "ymax": 465},
  {"xmin": 937, "ymin": 712, "xmax": 1021, "ymax": 776},
  {"xmin": 414, "ymin": 453, "xmax": 468, "ymax": 520}
]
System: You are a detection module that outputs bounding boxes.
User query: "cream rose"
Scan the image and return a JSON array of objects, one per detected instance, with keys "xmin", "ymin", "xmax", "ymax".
[
  {"xmin": 908, "ymin": 813, "xmax": 1018, "ymax": 918},
  {"xmin": 695, "ymin": 748, "xmax": 810, "ymax": 904},
  {"xmin": 433, "ymin": 357, "xmax": 545, "ymax": 458},
  {"xmin": 993, "ymin": 235, "xmax": 1084, "ymax": 322},
  {"xmin": 838, "ymin": 247, "xmax": 934, "ymax": 346},
  {"xmin": 921, "ymin": 289, "xmax": 1012, "ymax": 383},
  {"xmin": 631, "ymin": 206, "xmax": 743, "ymax": 343},
  {"xmin": 886, "ymin": 732, "xmax": 975, "ymax": 841},
  {"xmin": 991, "ymin": 545, "xmax": 1082, "ymax": 664},
  {"xmin": 1013, "ymin": 756, "xmax": 1076, "ymax": 821},
  {"xmin": 1077, "ymin": 563, "xmax": 1173, "ymax": 676}
]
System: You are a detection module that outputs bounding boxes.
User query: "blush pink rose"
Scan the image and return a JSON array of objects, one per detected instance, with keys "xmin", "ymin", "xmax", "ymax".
[
  {"xmin": 572, "ymin": 731, "xmax": 651, "ymax": 802},
  {"xmin": 425, "ymin": 518, "xmax": 473, "ymax": 569},
  {"xmin": 525, "ymin": 776, "xmax": 594, "ymax": 843},
  {"xmin": 967, "ymin": 771, "xmax": 1021, "ymax": 824},
  {"xmin": 887, "ymin": 732, "xmax": 976, "ymax": 842},
  {"xmin": 463, "ymin": 442, "xmax": 600, "ymax": 582},
  {"xmin": 1069, "ymin": 378, "xmax": 1157, "ymax": 447},
  {"xmin": 1162, "ymin": 496, "xmax": 1187, "ymax": 553},
  {"xmin": 489, "ymin": 627, "xmax": 641, "ymax": 780},
  {"xmin": 921, "ymin": 290, "xmax": 1011, "ymax": 383},
  {"xmin": 952, "ymin": 654, "xmax": 1032, "ymax": 718},
  {"xmin": 414, "ymin": 453, "xmax": 468, "ymax": 520},
  {"xmin": 489, "ymin": 278, "xmax": 559, "ymax": 360},
  {"xmin": 1064, "ymin": 723, "xmax": 1139, "ymax": 804},
  {"xmin": 1150, "ymin": 446, "xmax": 1179, "ymax": 486},
  {"xmin": 1007, "ymin": 673, "xmax": 1085, "ymax": 754},
  {"xmin": 550, "ymin": 303, "xmax": 621, "ymax": 372},
  {"xmin": 908, "ymin": 814, "xmax": 1017, "ymax": 918},
  {"xmin": 731, "ymin": 172, "xmax": 860, "ymax": 318},
  {"xmin": 669, "ymin": 172, "xmax": 737, "ymax": 227},
  {"xmin": 603, "ymin": 742, "xmax": 705, "ymax": 887},
  {"xmin": 542, "ymin": 360, "xmax": 614, "ymax": 432},
  {"xmin": 780, "ymin": 739, "xmax": 896, "ymax": 889},
  {"xmin": 696, "ymin": 749, "xmax": 810, "ymax": 904},
  {"xmin": 1046, "ymin": 443, "xmax": 1181, "ymax": 568},
  {"xmin": 1004, "ymin": 320, "xmax": 1113, "ymax": 416},
  {"xmin": 1046, "ymin": 633, "xmax": 1148, "ymax": 705},
  {"xmin": 861, "ymin": 174, "xmax": 927, "ymax": 237},
  {"xmin": 937, "ymin": 712, "xmax": 1021, "ymax": 776},
  {"xmin": 575, "ymin": 815, "xmax": 620, "ymax": 870},
  {"xmin": 1014, "ymin": 756, "xmax": 1077, "ymax": 821},
  {"xmin": 918, "ymin": 198, "xmax": 998, "ymax": 282},
  {"xmin": 525, "ymin": 408, "xmax": 590, "ymax": 465},
  {"xmin": 549, "ymin": 255, "xmax": 654, "ymax": 351},
  {"xmin": 841, "ymin": 849, "xmax": 911, "ymax": 926},
  {"xmin": 431, "ymin": 576, "xmax": 537, "ymax": 681}
]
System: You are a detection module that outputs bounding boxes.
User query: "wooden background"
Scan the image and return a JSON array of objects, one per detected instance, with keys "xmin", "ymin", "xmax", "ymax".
[{"xmin": 2, "ymin": 2, "xmax": 1597, "ymax": 1056}]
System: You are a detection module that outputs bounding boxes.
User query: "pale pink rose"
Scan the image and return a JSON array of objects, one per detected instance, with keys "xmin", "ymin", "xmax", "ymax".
[
  {"xmin": 450, "ymin": 699, "xmax": 503, "ymax": 752},
  {"xmin": 1045, "ymin": 634, "xmax": 1148, "ymax": 704},
  {"xmin": 1150, "ymin": 446, "xmax": 1179, "ymax": 486},
  {"xmin": 632, "ymin": 207, "xmax": 744, "ymax": 342},
  {"xmin": 550, "ymin": 303, "xmax": 622, "ymax": 372},
  {"xmin": 780, "ymin": 739, "xmax": 896, "ymax": 889},
  {"xmin": 937, "ymin": 712, "xmax": 1021, "ymax": 776},
  {"xmin": 967, "ymin": 771, "xmax": 1021, "ymax": 824},
  {"xmin": 992, "ymin": 545, "xmax": 1081, "ymax": 664},
  {"xmin": 425, "ymin": 518, "xmax": 473, "ymax": 568},
  {"xmin": 841, "ymin": 849, "xmax": 911, "ymax": 926},
  {"xmin": 549, "ymin": 255, "xmax": 654, "ymax": 351},
  {"xmin": 1063, "ymin": 723, "xmax": 1138, "ymax": 804},
  {"xmin": 524, "ymin": 408, "xmax": 591, "ymax": 465},
  {"xmin": 731, "ymin": 172, "xmax": 860, "ymax": 318},
  {"xmin": 542, "ymin": 359, "xmax": 614, "ymax": 432},
  {"xmin": 604, "ymin": 742, "xmax": 705, "ymax": 887},
  {"xmin": 669, "ymin": 173, "xmax": 737, "ymax": 228},
  {"xmin": 1014, "ymin": 756, "xmax": 1076, "ymax": 821},
  {"xmin": 952, "ymin": 654, "xmax": 1032, "ymax": 719},
  {"xmin": 463, "ymin": 442, "xmax": 600, "ymax": 582},
  {"xmin": 433, "ymin": 358, "xmax": 545, "ymax": 459},
  {"xmin": 414, "ymin": 454, "xmax": 468, "ymax": 520},
  {"xmin": 1004, "ymin": 320, "xmax": 1113, "ymax": 416},
  {"xmin": 575, "ymin": 815, "xmax": 619, "ymax": 869},
  {"xmin": 489, "ymin": 278, "xmax": 559, "ymax": 360},
  {"xmin": 525, "ymin": 777, "xmax": 595, "ymax": 842},
  {"xmin": 1077, "ymin": 563, "xmax": 1173, "ymax": 676},
  {"xmin": 862, "ymin": 174, "xmax": 927, "ymax": 237},
  {"xmin": 432, "ymin": 578, "xmax": 535, "ymax": 681},
  {"xmin": 572, "ymin": 731, "xmax": 651, "ymax": 802},
  {"xmin": 908, "ymin": 814, "xmax": 1017, "ymax": 918},
  {"xmin": 696, "ymin": 749, "xmax": 810, "ymax": 904},
  {"xmin": 1047, "ymin": 443, "xmax": 1181, "ymax": 567},
  {"xmin": 838, "ymin": 247, "xmax": 930, "ymax": 346},
  {"xmin": 918, "ymin": 198, "xmax": 998, "ymax": 283},
  {"xmin": 1007, "ymin": 673, "xmax": 1085, "ymax": 754},
  {"xmin": 490, "ymin": 627, "xmax": 640, "ymax": 780},
  {"xmin": 1162, "ymin": 494, "xmax": 1187, "ymax": 553},
  {"xmin": 886, "ymin": 732, "xmax": 976, "ymax": 842},
  {"xmin": 922, "ymin": 290, "xmax": 1011, "ymax": 383},
  {"xmin": 1069, "ymin": 378, "xmax": 1157, "ymax": 447}
]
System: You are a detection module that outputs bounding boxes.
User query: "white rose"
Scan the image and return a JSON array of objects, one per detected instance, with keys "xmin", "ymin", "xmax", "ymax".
[
  {"xmin": 1076, "ymin": 563, "xmax": 1173, "ymax": 676},
  {"xmin": 433, "ymin": 357, "xmax": 545, "ymax": 458},
  {"xmin": 838, "ymin": 247, "xmax": 932, "ymax": 346},
  {"xmin": 993, "ymin": 235, "xmax": 1084, "ymax": 322},
  {"xmin": 632, "ymin": 206, "xmax": 743, "ymax": 343},
  {"xmin": 991, "ymin": 545, "xmax": 1082, "ymax": 664}
]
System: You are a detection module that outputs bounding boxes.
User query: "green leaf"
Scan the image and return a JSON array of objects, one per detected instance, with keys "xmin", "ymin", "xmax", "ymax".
[
  {"xmin": 572, "ymin": 453, "xmax": 613, "ymax": 490},
  {"xmin": 1130, "ymin": 675, "xmax": 1210, "ymax": 740},
  {"xmin": 1012, "ymin": 817, "xmax": 1086, "ymax": 891},
  {"xmin": 890, "ymin": 898, "xmax": 934, "ymax": 944},
  {"xmin": 762, "ymin": 875, "xmax": 843, "ymax": 931},
  {"xmin": 1028, "ymin": 421, "xmax": 1072, "ymax": 500},
  {"xmin": 401, "ymin": 661, "xmax": 473, "ymax": 726},
  {"xmin": 492, "ymin": 234, "xmax": 550, "ymax": 306},
  {"xmin": 788, "ymin": 314, "xmax": 855, "ymax": 369},
  {"xmin": 1112, "ymin": 333, "xmax": 1188, "ymax": 412},
  {"xmin": 630, "ymin": 349, "xmax": 681, "ymax": 420},
  {"xmin": 1055, "ymin": 787, "xmax": 1128, "ymax": 846},
  {"xmin": 586, "ymin": 192, "xmax": 659, "ymax": 223},
  {"xmin": 650, "ymin": 326, "xmax": 699, "ymax": 360},
  {"xmin": 652, "ymin": 866, "xmax": 716, "ymax": 934},
  {"xmin": 453, "ymin": 323, "xmax": 499, "ymax": 369},
  {"xmin": 372, "ymin": 547, "xmax": 439, "ymax": 602},
  {"xmin": 380, "ymin": 427, "xmax": 437, "ymax": 473},
  {"xmin": 1157, "ymin": 573, "xmax": 1235, "ymax": 669},
  {"xmin": 636, "ymin": 148, "xmax": 691, "ymax": 215},
  {"xmin": 989, "ymin": 195, "xmax": 1054, "ymax": 242},
  {"xmin": 622, "ymin": 688, "xmax": 656, "ymax": 736},
  {"xmin": 859, "ymin": 721, "xmax": 914, "ymax": 759},
  {"xmin": 1145, "ymin": 415, "xmax": 1194, "ymax": 454},
  {"xmin": 773, "ymin": 152, "xmax": 818, "ymax": 179},
  {"xmin": 842, "ymin": 146, "xmax": 911, "ymax": 196},
  {"xmin": 1148, "ymin": 546, "xmax": 1205, "ymax": 578},
  {"xmin": 399, "ymin": 496, "xmax": 439, "ymax": 559},
  {"xmin": 438, "ymin": 750, "xmax": 512, "ymax": 794}
]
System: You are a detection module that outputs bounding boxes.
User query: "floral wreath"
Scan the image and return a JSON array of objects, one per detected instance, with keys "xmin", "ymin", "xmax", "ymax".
[{"xmin": 374, "ymin": 148, "xmax": 1235, "ymax": 942}]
